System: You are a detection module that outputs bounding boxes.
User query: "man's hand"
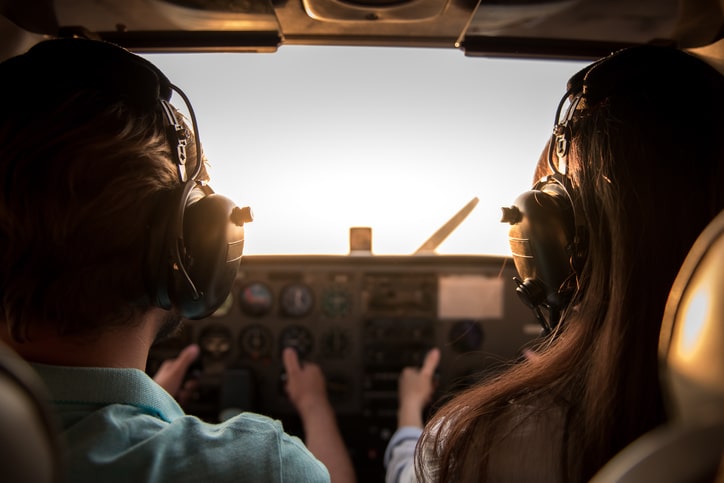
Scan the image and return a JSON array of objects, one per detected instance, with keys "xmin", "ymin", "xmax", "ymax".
[
  {"xmin": 153, "ymin": 344, "xmax": 200, "ymax": 405},
  {"xmin": 282, "ymin": 347, "xmax": 328, "ymax": 417},
  {"xmin": 282, "ymin": 347, "xmax": 357, "ymax": 483}
]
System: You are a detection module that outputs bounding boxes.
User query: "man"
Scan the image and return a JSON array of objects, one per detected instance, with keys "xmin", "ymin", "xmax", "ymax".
[{"xmin": 0, "ymin": 37, "xmax": 354, "ymax": 483}]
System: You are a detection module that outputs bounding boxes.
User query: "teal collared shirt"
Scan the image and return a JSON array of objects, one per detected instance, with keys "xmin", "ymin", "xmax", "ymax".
[{"xmin": 33, "ymin": 364, "xmax": 330, "ymax": 483}]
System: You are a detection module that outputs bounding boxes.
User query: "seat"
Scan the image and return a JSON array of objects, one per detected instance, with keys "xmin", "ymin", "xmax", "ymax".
[
  {"xmin": 591, "ymin": 209, "xmax": 724, "ymax": 482},
  {"xmin": 0, "ymin": 342, "xmax": 63, "ymax": 483}
]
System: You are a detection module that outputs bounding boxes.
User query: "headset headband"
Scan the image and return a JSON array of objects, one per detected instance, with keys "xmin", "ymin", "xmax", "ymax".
[{"xmin": 0, "ymin": 38, "xmax": 202, "ymax": 184}]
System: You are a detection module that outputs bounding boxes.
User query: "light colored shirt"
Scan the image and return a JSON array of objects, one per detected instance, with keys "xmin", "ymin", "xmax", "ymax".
[
  {"xmin": 384, "ymin": 426, "xmax": 422, "ymax": 483},
  {"xmin": 33, "ymin": 363, "xmax": 330, "ymax": 483}
]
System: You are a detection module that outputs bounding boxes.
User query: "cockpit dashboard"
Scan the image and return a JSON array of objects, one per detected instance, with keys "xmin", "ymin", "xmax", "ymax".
[{"xmin": 148, "ymin": 253, "xmax": 540, "ymax": 480}]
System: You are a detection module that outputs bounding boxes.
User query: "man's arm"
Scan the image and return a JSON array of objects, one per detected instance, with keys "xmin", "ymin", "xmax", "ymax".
[{"xmin": 282, "ymin": 347, "xmax": 357, "ymax": 483}]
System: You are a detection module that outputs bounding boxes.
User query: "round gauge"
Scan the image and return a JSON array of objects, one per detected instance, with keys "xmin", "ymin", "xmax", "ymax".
[
  {"xmin": 279, "ymin": 283, "xmax": 314, "ymax": 318},
  {"xmin": 448, "ymin": 320, "xmax": 484, "ymax": 353},
  {"xmin": 321, "ymin": 328, "xmax": 349, "ymax": 359},
  {"xmin": 239, "ymin": 282, "xmax": 273, "ymax": 317},
  {"xmin": 211, "ymin": 292, "xmax": 234, "ymax": 317},
  {"xmin": 239, "ymin": 324, "xmax": 273, "ymax": 360},
  {"xmin": 321, "ymin": 288, "xmax": 351, "ymax": 317},
  {"xmin": 279, "ymin": 325, "xmax": 314, "ymax": 359},
  {"xmin": 198, "ymin": 325, "xmax": 233, "ymax": 359}
]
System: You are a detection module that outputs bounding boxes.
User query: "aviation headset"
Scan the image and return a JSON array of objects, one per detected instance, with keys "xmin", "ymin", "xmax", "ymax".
[
  {"xmin": 0, "ymin": 38, "xmax": 252, "ymax": 320},
  {"xmin": 500, "ymin": 59, "xmax": 600, "ymax": 334},
  {"xmin": 500, "ymin": 45, "xmax": 724, "ymax": 335}
]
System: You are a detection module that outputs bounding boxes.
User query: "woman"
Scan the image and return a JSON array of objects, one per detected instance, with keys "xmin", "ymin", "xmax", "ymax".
[{"xmin": 385, "ymin": 45, "xmax": 724, "ymax": 482}]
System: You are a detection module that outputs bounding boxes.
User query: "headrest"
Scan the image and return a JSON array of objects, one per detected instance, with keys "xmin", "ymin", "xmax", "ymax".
[
  {"xmin": 0, "ymin": 343, "xmax": 62, "ymax": 483},
  {"xmin": 659, "ymin": 209, "xmax": 724, "ymax": 424}
]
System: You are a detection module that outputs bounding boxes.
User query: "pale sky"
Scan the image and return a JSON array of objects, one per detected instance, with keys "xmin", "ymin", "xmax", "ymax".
[{"xmin": 144, "ymin": 46, "xmax": 588, "ymax": 256}]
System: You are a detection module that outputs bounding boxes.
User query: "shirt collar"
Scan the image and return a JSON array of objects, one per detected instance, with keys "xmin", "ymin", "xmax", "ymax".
[{"xmin": 31, "ymin": 363, "xmax": 185, "ymax": 423}]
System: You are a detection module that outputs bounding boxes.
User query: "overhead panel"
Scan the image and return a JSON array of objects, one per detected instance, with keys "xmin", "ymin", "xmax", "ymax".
[{"xmin": 460, "ymin": 0, "xmax": 682, "ymax": 59}]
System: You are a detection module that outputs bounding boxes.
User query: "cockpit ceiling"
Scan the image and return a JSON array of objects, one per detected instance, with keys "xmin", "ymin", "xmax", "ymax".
[{"xmin": 3, "ymin": 0, "xmax": 724, "ymax": 56}]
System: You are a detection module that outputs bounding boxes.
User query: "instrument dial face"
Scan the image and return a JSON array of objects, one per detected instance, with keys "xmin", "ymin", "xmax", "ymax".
[
  {"xmin": 239, "ymin": 324, "xmax": 273, "ymax": 360},
  {"xmin": 239, "ymin": 282, "xmax": 273, "ymax": 317},
  {"xmin": 279, "ymin": 325, "xmax": 314, "ymax": 359},
  {"xmin": 280, "ymin": 283, "xmax": 314, "ymax": 317},
  {"xmin": 198, "ymin": 325, "xmax": 233, "ymax": 359},
  {"xmin": 321, "ymin": 287, "xmax": 351, "ymax": 317},
  {"xmin": 321, "ymin": 328, "xmax": 350, "ymax": 359}
]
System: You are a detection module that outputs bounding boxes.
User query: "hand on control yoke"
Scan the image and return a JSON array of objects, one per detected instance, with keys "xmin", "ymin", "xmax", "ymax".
[
  {"xmin": 153, "ymin": 344, "xmax": 201, "ymax": 406},
  {"xmin": 282, "ymin": 347, "xmax": 357, "ymax": 483}
]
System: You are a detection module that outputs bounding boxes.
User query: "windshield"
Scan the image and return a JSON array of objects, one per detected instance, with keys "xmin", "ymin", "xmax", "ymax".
[{"xmin": 144, "ymin": 47, "xmax": 588, "ymax": 256}]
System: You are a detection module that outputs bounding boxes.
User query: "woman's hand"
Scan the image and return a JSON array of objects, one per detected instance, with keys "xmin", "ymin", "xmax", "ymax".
[{"xmin": 398, "ymin": 348, "xmax": 440, "ymax": 428}]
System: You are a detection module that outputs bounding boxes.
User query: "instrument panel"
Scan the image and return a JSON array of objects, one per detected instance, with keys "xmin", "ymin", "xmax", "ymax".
[{"xmin": 148, "ymin": 254, "xmax": 541, "ymax": 481}]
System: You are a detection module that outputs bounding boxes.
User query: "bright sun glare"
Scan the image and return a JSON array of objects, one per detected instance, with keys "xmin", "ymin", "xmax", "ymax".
[{"xmin": 144, "ymin": 46, "xmax": 588, "ymax": 256}]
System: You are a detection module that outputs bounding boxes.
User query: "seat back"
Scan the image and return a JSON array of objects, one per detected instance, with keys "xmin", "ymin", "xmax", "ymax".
[
  {"xmin": 0, "ymin": 343, "xmax": 62, "ymax": 483},
  {"xmin": 659, "ymin": 209, "xmax": 724, "ymax": 426},
  {"xmin": 591, "ymin": 209, "xmax": 724, "ymax": 482}
]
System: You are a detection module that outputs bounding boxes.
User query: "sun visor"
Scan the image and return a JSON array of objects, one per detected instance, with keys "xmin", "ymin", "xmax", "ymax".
[
  {"xmin": 459, "ymin": 0, "xmax": 681, "ymax": 60},
  {"xmin": 54, "ymin": 0, "xmax": 282, "ymax": 52}
]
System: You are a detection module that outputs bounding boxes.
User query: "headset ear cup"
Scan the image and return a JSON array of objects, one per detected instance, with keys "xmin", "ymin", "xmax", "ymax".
[
  {"xmin": 502, "ymin": 177, "xmax": 577, "ymax": 311},
  {"xmin": 145, "ymin": 184, "xmax": 246, "ymax": 319},
  {"xmin": 174, "ymin": 192, "xmax": 245, "ymax": 319}
]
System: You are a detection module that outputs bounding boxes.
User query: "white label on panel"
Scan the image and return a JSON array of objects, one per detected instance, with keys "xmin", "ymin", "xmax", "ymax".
[{"xmin": 438, "ymin": 275, "xmax": 504, "ymax": 319}]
